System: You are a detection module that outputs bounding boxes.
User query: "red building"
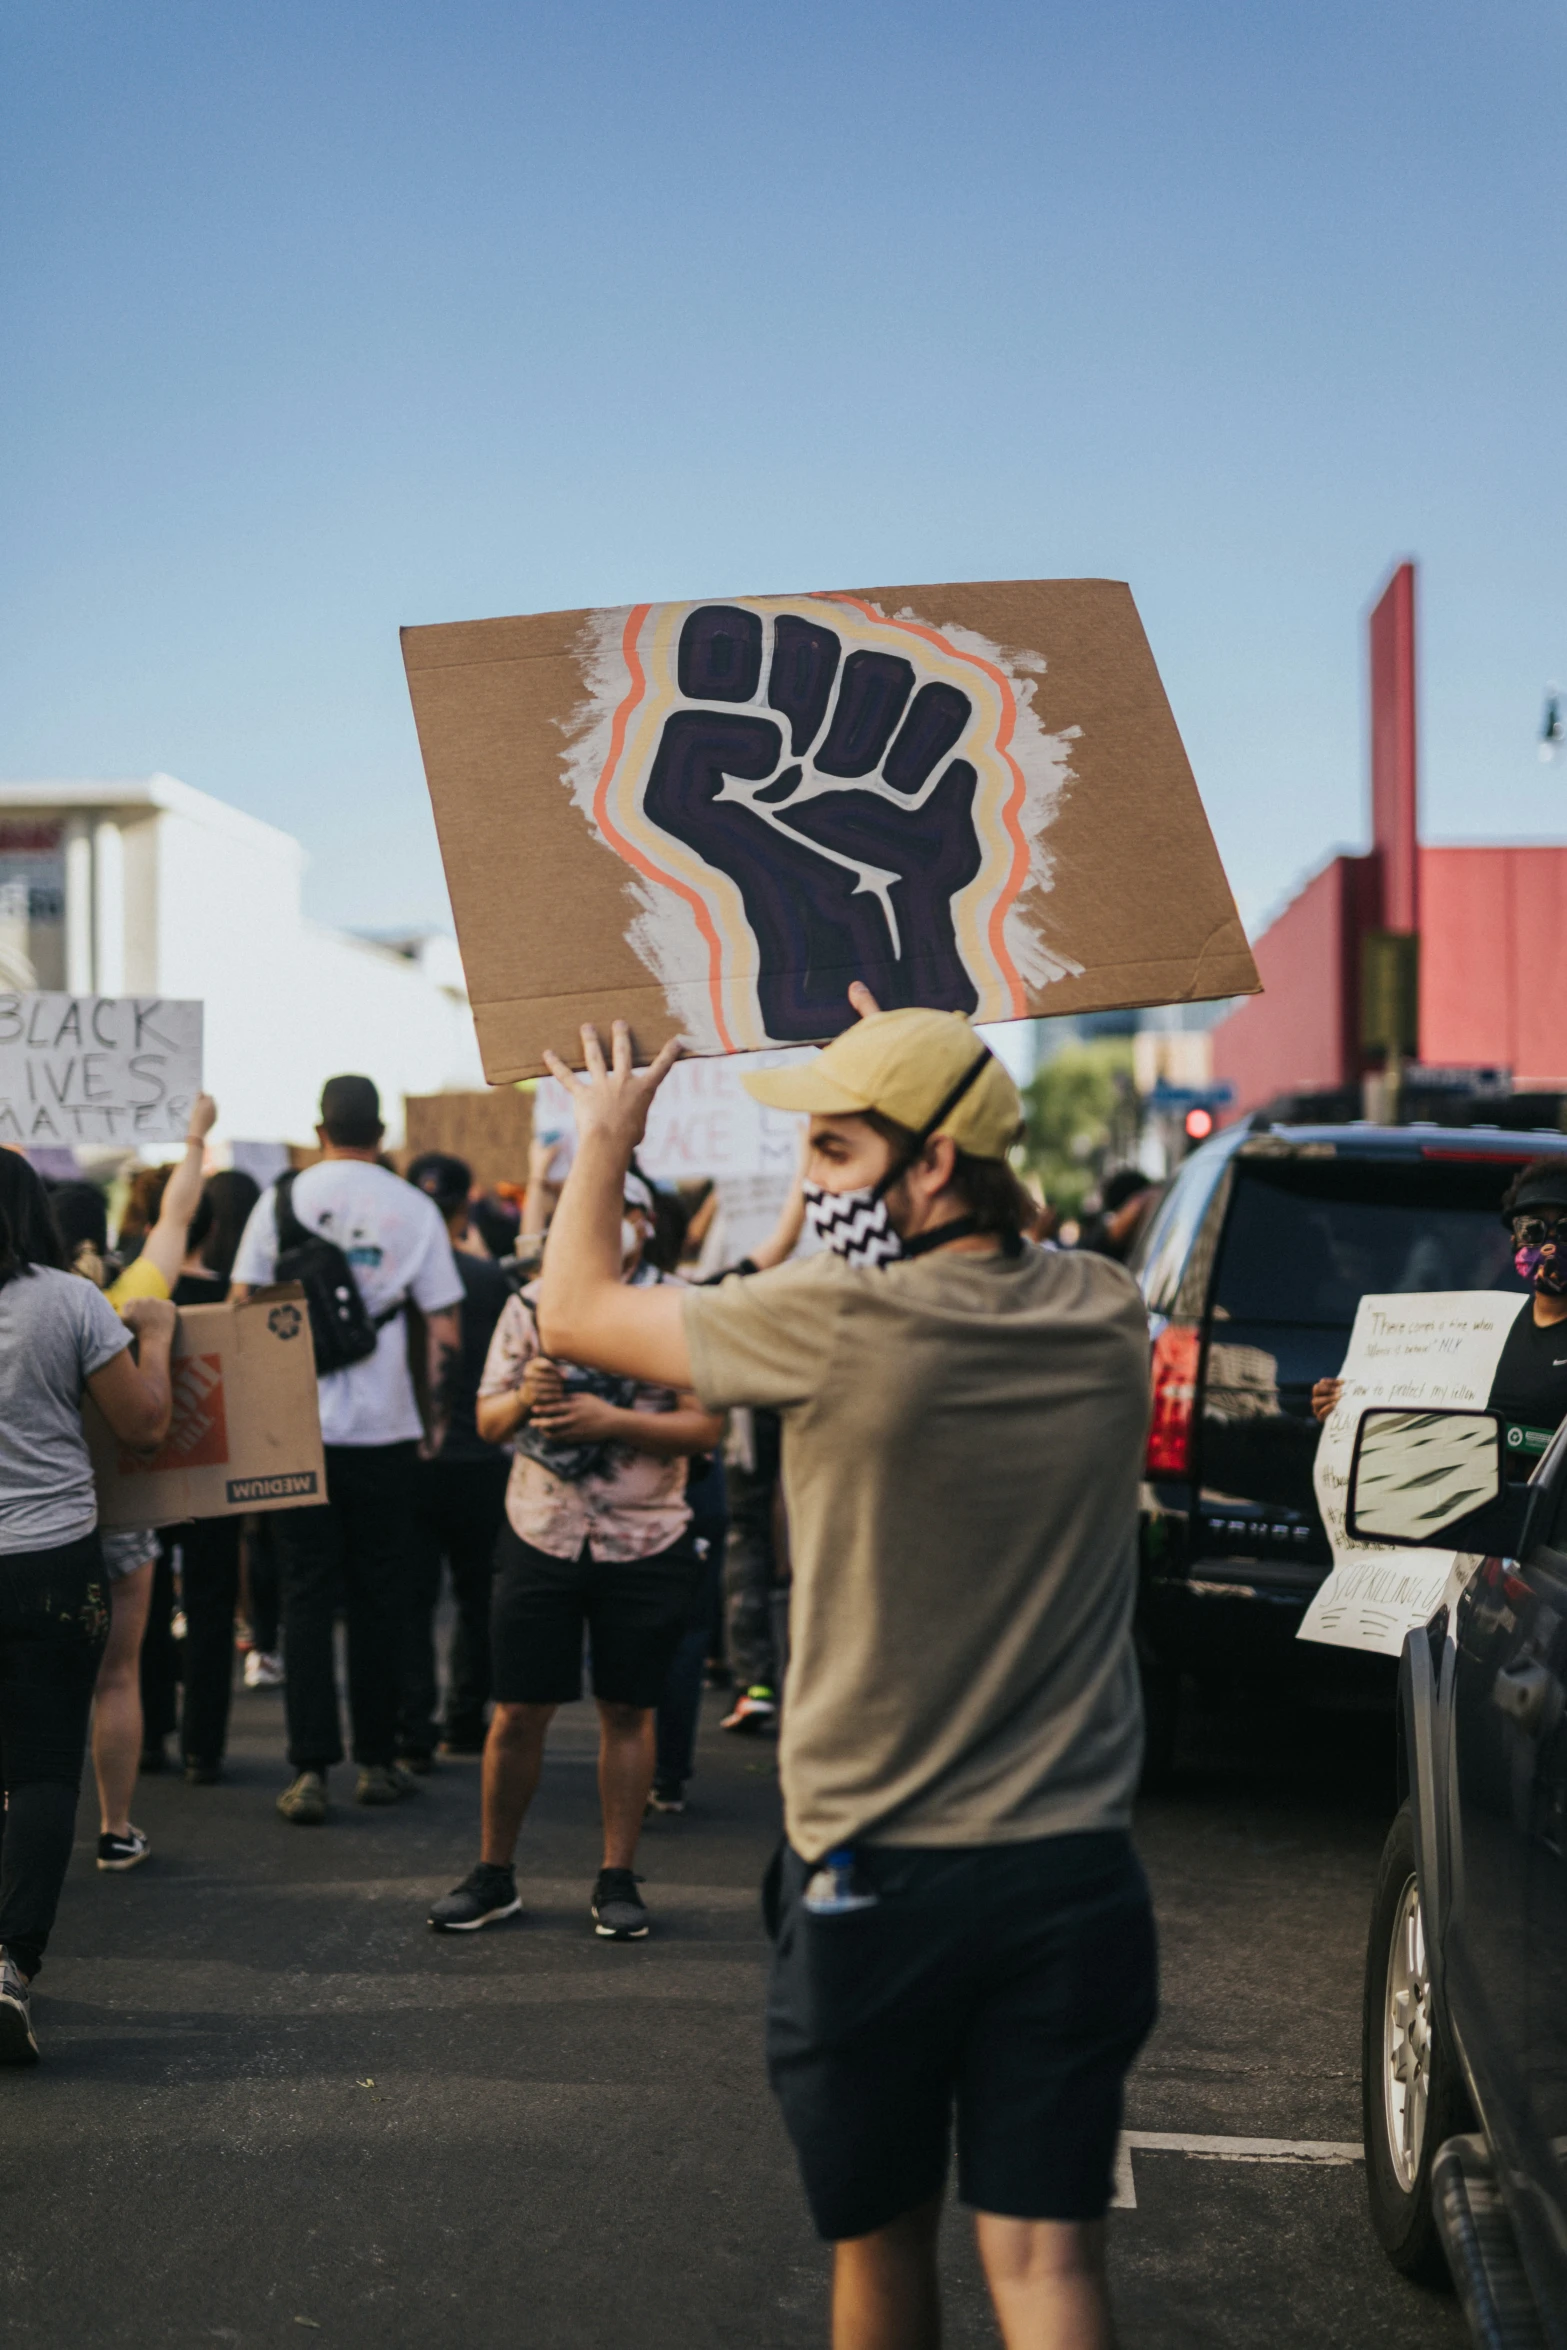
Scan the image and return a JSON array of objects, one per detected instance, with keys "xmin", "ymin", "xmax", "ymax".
[{"xmin": 1213, "ymin": 563, "xmax": 1567, "ymax": 1116}]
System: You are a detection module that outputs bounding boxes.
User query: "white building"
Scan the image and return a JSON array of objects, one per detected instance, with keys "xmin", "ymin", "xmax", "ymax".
[{"xmin": 0, "ymin": 775, "xmax": 483, "ymax": 1149}]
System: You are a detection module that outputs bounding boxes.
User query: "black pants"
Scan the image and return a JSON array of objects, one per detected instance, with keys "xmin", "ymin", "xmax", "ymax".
[
  {"xmin": 655, "ymin": 1529, "xmax": 724, "ymax": 1791},
  {"xmin": 140, "ymin": 1544, "xmax": 179, "ymax": 1749},
  {"xmin": 724, "ymin": 1409, "xmax": 782, "ymax": 1690},
  {"xmin": 275, "ymin": 1443, "xmax": 418, "ymax": 1772},
  {"xmin": 247, "ymin": 1514, "xmax": 282, "ymax": 1654},
  {"xmin": 170, "ymin": 1519, "xmax": 242, "ymax": 1766},
  {"xmin": 398, "ymin": 1456, "xmax": 508, "ymax": 1755},
  {"xmin": 0, "ymin": 1532, "xmax": 109, "ymax": 1978}
]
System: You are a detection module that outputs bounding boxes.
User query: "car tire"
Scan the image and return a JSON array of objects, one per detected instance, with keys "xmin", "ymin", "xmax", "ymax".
[
  {"xmin": 1138, "ymin": 1656, "xmax": 1180, "ymax": 1793},
  {"xmin": 1362, "ymin": 1799, "xmax": 1470, "ymax": 2285}
]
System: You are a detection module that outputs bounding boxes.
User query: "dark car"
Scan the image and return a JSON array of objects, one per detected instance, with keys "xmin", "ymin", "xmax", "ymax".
[
  {"xmin": 1350, "ymin": 1401, "xmax": 1567, "ymax": 2342},
  {"xmin": 1128, "ymin": 1121, "xmax": 1567, "ymax": 1776}
]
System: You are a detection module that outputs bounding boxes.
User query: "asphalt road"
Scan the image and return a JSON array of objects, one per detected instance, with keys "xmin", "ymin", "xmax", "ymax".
[{"xmin": 2, "ymin": 1671, "xmax": 1470, "ymax": 2350}]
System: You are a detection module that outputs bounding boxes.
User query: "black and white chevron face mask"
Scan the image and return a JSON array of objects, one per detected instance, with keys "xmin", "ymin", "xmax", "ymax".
[{"xmin": 802, "ymin": 1180, "xmax": 905, "ymax": 1269}]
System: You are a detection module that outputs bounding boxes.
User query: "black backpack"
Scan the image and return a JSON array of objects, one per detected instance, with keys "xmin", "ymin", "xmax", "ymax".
[{"xmin": 273, "ymin": 1171, "xmax": 404, "ymax": 1375}]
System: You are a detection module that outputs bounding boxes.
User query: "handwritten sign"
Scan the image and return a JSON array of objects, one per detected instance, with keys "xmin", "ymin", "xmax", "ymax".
[
  {"xmin": 534, "ymin": 1047, "xmax": 810, "ymax": 1185},
  {"xmin": 1301, "ymin": 1290, "xmax": 1526, "ymax": 1656},
  {"xmin": 0, "ymin": 994, "xmax": 203, "ymax": 1149}
]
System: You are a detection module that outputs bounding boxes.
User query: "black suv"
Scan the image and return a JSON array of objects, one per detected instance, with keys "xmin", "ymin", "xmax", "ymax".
[
  {"xmin": 1347, "ymin": 1401, "xmax": 1567, "ymax": 2343},
  {"xmin": 1128, "ymin": 1121, "xmax": 1567, "ymax": 1775}
]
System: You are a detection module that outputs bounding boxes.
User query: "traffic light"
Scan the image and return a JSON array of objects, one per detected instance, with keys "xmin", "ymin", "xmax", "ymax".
[{"xmin": 1184, "ymin": 1105, "xmax": 1214, "ymax": 1143}]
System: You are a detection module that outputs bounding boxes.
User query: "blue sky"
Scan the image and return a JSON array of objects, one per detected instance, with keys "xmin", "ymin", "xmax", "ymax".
[{"xmin": 4, "ymin": 0, "xmax": 1565, "ymax": 942}]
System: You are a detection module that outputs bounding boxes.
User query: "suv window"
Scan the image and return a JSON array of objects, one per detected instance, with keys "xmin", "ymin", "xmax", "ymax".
[
  {"xmin": 1212, "ymin": 1160, "xmax": 1526, "ymax": 1327},
  {"xmin": 1136, "ymin": 1143, "xmax": 1235, "ymax": 1318}
]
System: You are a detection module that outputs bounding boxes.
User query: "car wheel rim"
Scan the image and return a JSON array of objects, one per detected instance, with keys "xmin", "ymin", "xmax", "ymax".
[{"xmin": 1382, "ymin": 1873, "xmax": 1432, "ymax": 2195}]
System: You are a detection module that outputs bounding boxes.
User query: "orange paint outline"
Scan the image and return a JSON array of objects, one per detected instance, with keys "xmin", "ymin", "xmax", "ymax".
[
  {"xmin": 827, "ymin": 596, "xmax": 1030, "ymax": 1017},
  {"xmin": 592, "ymin": 604, "xmax": 738, "ymax": 1054}
]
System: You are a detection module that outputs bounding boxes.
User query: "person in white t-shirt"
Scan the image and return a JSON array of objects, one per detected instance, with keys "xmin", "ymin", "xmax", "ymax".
[{"xmin": 231, "ymin": 1075, "xmax": 463, "ymax": 1823}]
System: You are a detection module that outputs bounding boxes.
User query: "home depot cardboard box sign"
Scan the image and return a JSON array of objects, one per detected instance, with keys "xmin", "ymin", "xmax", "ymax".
[
  {"xmin": 87, "ymin": 1287, "xmax": 326, "ymax": 1529},
  {"xmin": 402, "ymin": 580, "xmax": 1260, "ymax": 1081}
]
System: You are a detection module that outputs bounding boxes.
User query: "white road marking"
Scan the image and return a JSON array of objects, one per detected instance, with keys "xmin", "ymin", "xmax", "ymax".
[{"xmin": 1112, "ymin": 2132, "xmax": 1363, "ymax": 2209}]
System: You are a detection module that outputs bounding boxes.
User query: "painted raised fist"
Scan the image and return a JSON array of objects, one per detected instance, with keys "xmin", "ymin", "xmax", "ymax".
[
  {"xmin": 577, "ymin": 593, "xmax": 1067, "ymax": 1052},
  {"xmin": 640, "ymin": 604, "xmax": 983, "ymax": 1039}
]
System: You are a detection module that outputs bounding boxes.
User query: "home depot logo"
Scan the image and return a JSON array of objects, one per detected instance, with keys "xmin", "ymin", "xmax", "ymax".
[{"xmin": 119, "ymin": 1352, "xmax": 230, "ymax": 1474}]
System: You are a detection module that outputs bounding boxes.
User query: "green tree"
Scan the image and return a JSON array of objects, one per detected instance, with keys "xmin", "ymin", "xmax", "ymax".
[{"xmin": 1018, "ymin": 1040, "xmax": 1136, "ymax": 1216}]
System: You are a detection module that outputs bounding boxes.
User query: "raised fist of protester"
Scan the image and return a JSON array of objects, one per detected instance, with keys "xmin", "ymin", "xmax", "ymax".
[
  {"xmin": 542, "ymin": 1021, "xmax": 681, "ymax": 1162},
  {"xmin": 186, "ymin": 1092, "xmax": 218, "ymax": 1144}
]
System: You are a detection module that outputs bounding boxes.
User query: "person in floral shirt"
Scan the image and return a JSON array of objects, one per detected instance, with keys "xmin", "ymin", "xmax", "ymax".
[{"xmin": 428, "ymin": 1171, "xmax": 722, "ymax": 1942}]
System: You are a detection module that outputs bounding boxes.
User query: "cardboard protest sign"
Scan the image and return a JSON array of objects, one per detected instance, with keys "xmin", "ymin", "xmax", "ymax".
[
  {"xmin": 402, "ymin": 581, "xmax": 1259, "ymax": 1081},
  {"xmin": 534, "ymin": 1048, "xmax": 811, "ymax": 1187},
  {"xmin": 403, "ymin": 1087, "xmax": 534, "ymax": 1189},
  {"xmin": 0, "ymin": 994, "xmax": 202, "ymax": 1149},
  {"xmin": 1302, "ymin": 1291, "xmax": 1527, "ymax": 1656},
  {"xmin": 87, "ymin": 1287, "xmax": 325, "ymax": 1528}
]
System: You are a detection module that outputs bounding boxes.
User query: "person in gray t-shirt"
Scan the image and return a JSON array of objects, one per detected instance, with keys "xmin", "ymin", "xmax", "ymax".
[{"xmin": 0, "ymin": 1152, "xmax": 175, "ymax": 2067}]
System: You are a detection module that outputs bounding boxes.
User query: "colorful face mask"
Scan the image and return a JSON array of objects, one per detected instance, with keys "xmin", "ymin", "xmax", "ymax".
[{"xmin": 1513, "ymin": 1217, "xmax": 1567, "ymax": 1295}]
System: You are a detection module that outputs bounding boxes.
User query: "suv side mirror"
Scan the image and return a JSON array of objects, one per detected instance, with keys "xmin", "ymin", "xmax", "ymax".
[{"xmin": 1346, "ymin": 1407, "xmax": 1529, "ymax": 1555}]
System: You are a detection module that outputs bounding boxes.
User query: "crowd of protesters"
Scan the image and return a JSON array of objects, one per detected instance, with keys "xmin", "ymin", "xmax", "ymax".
[{"xmin": 0, "ymin": 1021, "xmax": 1183, "ymax": 2349}]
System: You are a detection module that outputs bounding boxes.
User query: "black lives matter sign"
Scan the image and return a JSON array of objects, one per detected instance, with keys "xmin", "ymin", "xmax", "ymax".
[{"xmin": 0, "ymin": 994, "xmax": 203, "ymax": 1147}]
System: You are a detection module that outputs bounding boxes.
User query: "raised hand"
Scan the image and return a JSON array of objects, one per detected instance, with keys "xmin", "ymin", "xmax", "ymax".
[{"xmin": 541, "ymin": 1020, "xmax": 680, "ymax": 1142}]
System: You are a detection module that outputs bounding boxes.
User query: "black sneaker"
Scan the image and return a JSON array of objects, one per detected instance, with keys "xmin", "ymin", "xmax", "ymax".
[
  {"xmin": 428, "ymin": 1864, "xmax": 522, "ymax": 1933},
  {"xmin": 183, "ymin": 1758, "xmax": 221, "ymax": 1786},
  {"xmin": 591, "ymin": 1867, "xmax": 650, "ymax": 1940},
  {"xmin": 97, "ymin": 1826, "xmax": 151, "ymax": 1871},
  {"xmin": 646, "ymin": 1781, "xmax": 686, "ymax": 1815},
  {"xmin": 0, "ymin": 1953, "xmax": 38, "ymax": 2065}
]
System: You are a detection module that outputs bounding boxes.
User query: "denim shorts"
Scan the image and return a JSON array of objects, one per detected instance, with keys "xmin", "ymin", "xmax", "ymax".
[
  {"xmin": 766, "ymin": 1829, "xmax": 1157, "ymax": 2241},
  {"xmin": 101, "ymin": 1526, "xmax": 159, "ymax": 1581}
]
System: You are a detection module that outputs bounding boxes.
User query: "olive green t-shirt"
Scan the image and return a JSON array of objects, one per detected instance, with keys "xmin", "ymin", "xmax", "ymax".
[{"xmin": 682, "ymin": 1244, "xmax": 1150, "ymax": 1862}]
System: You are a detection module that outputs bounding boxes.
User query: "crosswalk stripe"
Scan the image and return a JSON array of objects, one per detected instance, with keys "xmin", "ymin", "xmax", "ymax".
[{"xmin": 1112, "ymin": 2132, "xmax": 1362, "ymax": 2209}]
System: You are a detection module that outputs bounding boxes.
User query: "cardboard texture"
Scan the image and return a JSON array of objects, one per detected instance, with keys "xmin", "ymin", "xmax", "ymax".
[
  {"xmin": 402, "ymin": 581, "xmax": 1260, "ymax": 1082},
  {"xmin": 403, "ymin": 1087, "xmax": 533, "ymax": 1188},
  {"xmin": 87, "ymin": 1286, "xmax": 326, "ymax": 1529}
]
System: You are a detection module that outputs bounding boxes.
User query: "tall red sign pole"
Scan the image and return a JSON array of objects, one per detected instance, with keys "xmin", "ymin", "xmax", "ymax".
[
  {"xmin": 1364, "ymin": 562, "xmax": 1420, "ymax": 1113},
  {"xmin": 1370, "ymin": 561, "xmax": 1419, "ymax": 934}
]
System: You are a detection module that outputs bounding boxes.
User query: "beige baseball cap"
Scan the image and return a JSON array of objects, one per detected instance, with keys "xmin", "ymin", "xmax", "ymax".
[{"xmin": 741, "ymin": 1008, "xmax": 1024, "ymax": 1162}]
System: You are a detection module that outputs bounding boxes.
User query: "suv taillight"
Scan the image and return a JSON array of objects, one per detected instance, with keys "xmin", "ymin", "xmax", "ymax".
[{"xmin": 1147, "ymin": 1324, "xmax": 1201, "ymax": 1478}]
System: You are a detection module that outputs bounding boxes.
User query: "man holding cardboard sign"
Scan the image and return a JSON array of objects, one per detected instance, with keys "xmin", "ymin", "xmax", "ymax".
[{"xmin": 532, "ymin": 999, "xmax": 1155, "ymax": 2350}]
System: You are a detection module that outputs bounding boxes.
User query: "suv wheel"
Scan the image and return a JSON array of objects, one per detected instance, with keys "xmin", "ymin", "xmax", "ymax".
[{"xmin": 1362, "ymin": 1799, "xmax": 1469, "ymax": 2283}]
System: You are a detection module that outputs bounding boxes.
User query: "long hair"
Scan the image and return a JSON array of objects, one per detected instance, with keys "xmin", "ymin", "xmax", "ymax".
[{"xmin": 0, "ymin": 1149, "xmax": 68, "ymax": 1294}]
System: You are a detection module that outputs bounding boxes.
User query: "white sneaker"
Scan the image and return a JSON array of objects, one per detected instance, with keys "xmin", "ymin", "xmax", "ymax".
[{"xmin": 244, "ymin": 1650, "xmax": 284, "ymax": 1689}]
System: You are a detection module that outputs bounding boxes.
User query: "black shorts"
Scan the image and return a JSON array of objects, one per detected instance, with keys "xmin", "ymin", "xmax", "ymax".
[
  {"xmin": 489, "ymin": 1524, "xmax": 702, "ymax": 1708},
  {"xmin": 766, "ymin": 1830, "xmax": 1157, "ymax": 2241}
]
